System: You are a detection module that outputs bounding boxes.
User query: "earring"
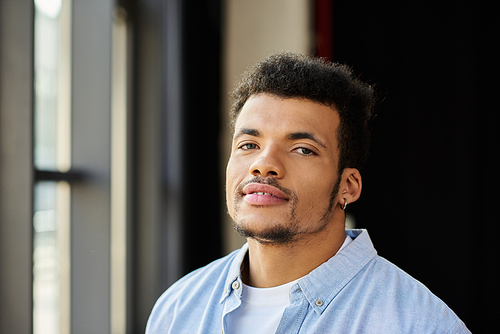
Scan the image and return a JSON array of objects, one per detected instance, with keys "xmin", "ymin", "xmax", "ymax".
[{"xmin": 342, "ymin": 198, "xmax": 348, "ymax": 210}]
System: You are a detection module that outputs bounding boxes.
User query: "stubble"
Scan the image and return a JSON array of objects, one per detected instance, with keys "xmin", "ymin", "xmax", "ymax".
[{"xmin": 231, "ymin": 176, "xmax": 340, "ymax": 245}]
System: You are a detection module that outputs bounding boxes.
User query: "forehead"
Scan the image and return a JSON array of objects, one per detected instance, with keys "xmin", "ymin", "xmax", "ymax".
[{"xmin": 234, "ymin": 93, "xmax": 340, "ymax": 143}]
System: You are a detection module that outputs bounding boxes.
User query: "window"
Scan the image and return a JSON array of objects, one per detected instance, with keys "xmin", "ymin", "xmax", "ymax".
[
  {"xmin": 33, "ymin": 0, "xmax": 131, "ymax": 333},
  {"xmin": 1, "ymin": 1, "xmax": 223, "ymax": 332},
  {"xmin": 33, "ymin": 0, "xmax": 71, "ymax": 333}
]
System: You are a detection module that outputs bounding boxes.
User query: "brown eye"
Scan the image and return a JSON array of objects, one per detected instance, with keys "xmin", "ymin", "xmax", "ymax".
[
  {"xmin": 239, "ymin": 143, "xmax": 258, "ymax": 150},
  {"xmin": 295, "ymin": 147, "xmax": 315, "ymax": 156}
]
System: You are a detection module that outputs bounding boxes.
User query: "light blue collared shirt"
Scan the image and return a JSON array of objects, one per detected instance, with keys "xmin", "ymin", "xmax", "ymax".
[{"xmin": 146, "ymin": 229, "xmax": 470, "ymax": 333}]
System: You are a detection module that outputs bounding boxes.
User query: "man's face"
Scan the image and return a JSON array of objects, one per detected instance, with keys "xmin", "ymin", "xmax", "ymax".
[{"xmin": 226, "ymin": 93, "xmax": 343, "ymax": 245}]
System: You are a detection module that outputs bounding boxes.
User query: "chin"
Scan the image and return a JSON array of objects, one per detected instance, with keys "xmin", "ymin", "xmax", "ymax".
[{"xmin": 232, "ymin": 215, "xmax": 300, "ymax": 244}]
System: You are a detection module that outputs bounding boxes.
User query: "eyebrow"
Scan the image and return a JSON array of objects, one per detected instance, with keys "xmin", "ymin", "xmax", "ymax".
[
  {"xmin": 233, "ymin": 128, "xmax": 260, "ymax": 140},
  {"xmin": 286, "ymin": 132, "xmax": 327, "ymax": 149}
]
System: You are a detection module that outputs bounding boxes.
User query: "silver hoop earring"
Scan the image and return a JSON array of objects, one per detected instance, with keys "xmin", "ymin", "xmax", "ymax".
[{"xmin": 342, "ymin": 198, "xmax": 348, "ymax": 210}]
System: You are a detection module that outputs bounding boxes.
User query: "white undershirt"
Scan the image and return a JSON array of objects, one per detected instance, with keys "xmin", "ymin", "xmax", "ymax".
[{"xmin": 226, "ymin": 235, "xmax": 352, "ymax": 334}]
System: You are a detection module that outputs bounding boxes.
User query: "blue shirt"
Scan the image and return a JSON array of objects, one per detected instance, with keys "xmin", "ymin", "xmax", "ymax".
[{"xmin": 146, "ymin": 229, "xmax": 470, "ymax": 333}]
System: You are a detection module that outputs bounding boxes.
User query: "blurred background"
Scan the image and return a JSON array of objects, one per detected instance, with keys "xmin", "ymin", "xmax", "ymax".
[{"xmin": 0, "ymin": 0, "xmax": 497, "ymax": 333}]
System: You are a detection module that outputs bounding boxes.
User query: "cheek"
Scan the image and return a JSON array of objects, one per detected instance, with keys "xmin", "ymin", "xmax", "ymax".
[
  {"xmin": 225, "ymin": 159, "xmax": 238, "ymax": 190},
  {"xmin": 225, "ymin": 158, "xmax": 240, "ymax": 214},
  {"xmin": 226, "ymin": 154, "xmax": 249, "ymax": 186},
  {"xmin": 295, "ymin": 172, "xmax": 337, "ymax": 206}
]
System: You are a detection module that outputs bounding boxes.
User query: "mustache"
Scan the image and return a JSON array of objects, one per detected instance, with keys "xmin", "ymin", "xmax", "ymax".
[{"xmin": 235, "ymin": 176, "xmax": 294, "ymax": 198}]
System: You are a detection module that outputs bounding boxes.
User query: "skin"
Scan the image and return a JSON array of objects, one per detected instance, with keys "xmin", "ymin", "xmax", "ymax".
[{"xmin": 226, "ymin": 93, "xmax": 362, "ymax": 288}]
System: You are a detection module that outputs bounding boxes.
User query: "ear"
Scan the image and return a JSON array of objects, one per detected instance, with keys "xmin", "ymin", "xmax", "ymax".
[{"xmin": 339, "ymin": 168, "xmax": 362, "ymax": 206}]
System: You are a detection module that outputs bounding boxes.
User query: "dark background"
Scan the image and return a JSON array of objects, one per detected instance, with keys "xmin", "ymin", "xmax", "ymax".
[{"xmin": 333, "ymin": 1, "xmax": 499, "ymax": 332}]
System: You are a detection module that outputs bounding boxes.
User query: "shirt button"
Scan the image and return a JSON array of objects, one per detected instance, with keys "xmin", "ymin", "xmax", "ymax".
[
  {"xmin": 315, "ymin": 299, "xmax": 323, "ymax": 307},
  {"xmin": 232, "ymin": 281, "xmax": 240, "ymax": 290}
]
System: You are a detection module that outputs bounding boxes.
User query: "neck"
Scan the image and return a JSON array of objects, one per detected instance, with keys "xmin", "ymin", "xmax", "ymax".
[{"xmin": 242, "ymin": 215, "xmax": 346, "ymax": 288}]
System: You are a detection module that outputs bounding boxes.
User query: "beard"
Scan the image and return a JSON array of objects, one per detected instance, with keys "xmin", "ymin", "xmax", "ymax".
[{"xmin": 231, "ymin": 175, "xmax": 341, "ymax": 245}]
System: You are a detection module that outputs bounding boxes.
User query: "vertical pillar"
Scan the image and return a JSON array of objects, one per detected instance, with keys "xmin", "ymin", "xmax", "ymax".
[{"xmin": 0, "ymin": 1, "xmax": 34, "ymax": 333}]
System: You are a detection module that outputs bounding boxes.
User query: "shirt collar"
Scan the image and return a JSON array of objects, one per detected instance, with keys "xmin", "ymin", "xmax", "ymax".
[
  {"xmin": 219, "ymin": 229, "xmax": 377, "ymax": 311},
  {"xmin": 297, "ymin": 229, "xmax": 377, "ymax": 315},
  {"xmin": 220, "ymin": 242, "xmax": 249, "ymax": 304}
]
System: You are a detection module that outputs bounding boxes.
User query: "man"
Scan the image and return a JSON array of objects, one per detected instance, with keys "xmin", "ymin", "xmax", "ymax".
[{"xmin": 146, "ymin": 53, "xmax": 470, "ymax": 333}]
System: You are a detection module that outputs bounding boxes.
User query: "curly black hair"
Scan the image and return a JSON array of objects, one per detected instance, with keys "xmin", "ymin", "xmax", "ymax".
[{"xmin": 230, "ymin": 52, "xmax": 375, "ymax": 174}]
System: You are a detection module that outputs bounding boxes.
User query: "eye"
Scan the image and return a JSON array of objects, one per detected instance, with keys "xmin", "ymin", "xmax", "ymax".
[
  {"xmin": 295, "ymin": 147, "xmax": 315, "ymax": 156},
  {"xmin": 238, "ymin": 143, "xmax": 258, "ymax": 150}
]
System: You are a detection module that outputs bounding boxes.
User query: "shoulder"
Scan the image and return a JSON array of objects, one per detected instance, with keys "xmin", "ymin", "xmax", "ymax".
[
  {"xmin": 367, "ymin": 255, "xmax": 445, "ymax": 302},
  {"xmin": 330, "ymin": 230, "xmax": 469, "ymax": 332},
  {"xmin": 352, "ymin": 255, "xmax": 469, "ymax": 332},
  {"xmin": 146, "ymin": 247, "xmax": 243, "ymax": 333},
  {"xmin": 152, "ymin": 247, "xmax": 241, "ymax": 308},
  {"xmin": 167, "ymin": 248, "xmax": 239, "ymax": 295}
]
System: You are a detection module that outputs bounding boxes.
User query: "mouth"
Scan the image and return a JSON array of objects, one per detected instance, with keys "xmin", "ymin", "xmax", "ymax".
[
  {"xmin": 242, "ymin": 183, "xmax": 288, "ymax": 205},
  {"xmin": 251, "ymin": 192, "xmax": 277, "ymax": 196}
]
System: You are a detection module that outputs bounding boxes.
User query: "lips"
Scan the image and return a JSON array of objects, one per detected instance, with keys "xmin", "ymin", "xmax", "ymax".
[{"xmin": 242, "ymin": 183, "xmax": 288, "ymax": 205}]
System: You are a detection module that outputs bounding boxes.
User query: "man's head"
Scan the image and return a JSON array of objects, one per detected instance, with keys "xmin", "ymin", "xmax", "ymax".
[
  {"xmin": 226, "ymin": 52, "xmax": 374, "ymax": 245},
  {"xmin": 230, "ymin": 52, "xmax": 375, "ymax": 176}
]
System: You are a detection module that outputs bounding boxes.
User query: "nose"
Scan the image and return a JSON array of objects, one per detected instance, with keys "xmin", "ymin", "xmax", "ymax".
[{"xmin": 249, "ymin": 148, "xmax": 285, "ymax": 178}]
